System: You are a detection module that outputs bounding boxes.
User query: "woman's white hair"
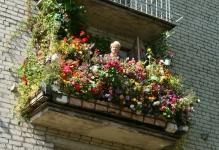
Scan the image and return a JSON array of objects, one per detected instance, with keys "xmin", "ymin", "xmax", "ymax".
[{"xmin": 110, "ymin": 41, "xmax": 121, "ymax": 49}]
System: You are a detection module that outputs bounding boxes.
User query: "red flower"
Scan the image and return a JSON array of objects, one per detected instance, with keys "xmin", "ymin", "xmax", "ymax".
[
  {"xmin": 91, "ymin": 87, "xmax": 98, "ymax": 93},
  {"xmin": 63, "ymin": 37, "xmax": 68, "ymax": 43},
  {"xmin": 74, "ymin": 83, "xmax": 81, "ymax": 92},
  {"xmin": 21, "ymin": 75, "xmax": 28, "ymax": 85},
  {"xmin": 94, "ymin": 49, "xmax": 100, "ymax": 55},
  {"xmin": 81, "ymin": 37, "xmax": 88, "ymax": 43},
  {"xmin": 63, "ymin": 64, "xmax": 72, "ymax": 74},
  {"xmin": 80, "ymin": 31, "xmax": 86, "ymax": 36}
]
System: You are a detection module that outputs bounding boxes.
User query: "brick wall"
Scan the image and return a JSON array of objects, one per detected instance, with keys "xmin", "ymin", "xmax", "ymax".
[
  {"xmin": 0, "ymin": 1, "xmax": 114, "ymax": 150},
  {"xmin": 0, "ymin": 0, "xmax": 219, "ymax": 150},
  {"xmin": 0, "ymin": 0, "xmax": 55, "ymax": 149},
  {"xmin": 169, "ymin": 0, "xmax": 219, "ymax": 149}
]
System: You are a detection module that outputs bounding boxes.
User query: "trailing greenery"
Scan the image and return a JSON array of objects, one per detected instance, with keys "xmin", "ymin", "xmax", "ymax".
[
  {"xmin": 148, "ymin": 31, "xmax": 174, "ymax": 59},
  {"xmin": 14, "ymin": 0, "xmax": 86, "ymax": 115}
]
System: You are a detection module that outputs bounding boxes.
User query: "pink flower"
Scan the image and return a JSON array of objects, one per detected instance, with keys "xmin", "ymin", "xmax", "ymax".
[
  {"xmin": 63, "ymin": 37, "xmax": 67, "ymax": 43},
  {"xmin": 81, "ymin": 37, "xmax": 88, "ymax": 43},
  {"xmin": 80, "ymin": 31, "xmax": 86, "ymax": 36},
  {"xmin": 63, "ymin": 64, "xmax": 72, "ymax": 74}
]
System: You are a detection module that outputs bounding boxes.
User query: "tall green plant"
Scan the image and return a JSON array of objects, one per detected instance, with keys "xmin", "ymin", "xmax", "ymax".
[{"xmin": 14, "ymin": 0, "xmax": 86, "ymax": 117}]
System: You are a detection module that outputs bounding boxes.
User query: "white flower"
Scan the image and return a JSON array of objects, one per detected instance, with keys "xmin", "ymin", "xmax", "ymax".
[
  {"xmin": 159, "ymin": 59, "xmax": 164, "ymax": 64},
  {"xmin": 164, "ymin": 58, "xmax": 171, "ymax": 66},
  {"xmin": 153, "ymin": 101, "xmax": 161, "ymax": 106},
  {"xmin": 45, "ymin": 56, "xmax": 51, "ymax": 63},
  {"xmin": 144, "ymin": 87, "xmax": 150, "ymax": 93},
  {"xmin": 91, "ymin": 65, "xmax": 99, "ymax": 74},
  {"xmin": 130, "ymin": 104, "xmax": 135, "ymax": 109},
  {"xmin": 137, "ymin": 102, "xmax": 142, "ymax": 105},
  {"xmin": 51, "ymin": 53, "xmax": 59, "ymax": 61},
  {"xmin": 150, "ymin": 75, "xmax": 159, "ymax": 81},
  {"xmin": 79, "ymin": 5, "xmax": 84, "ymax": 9}
]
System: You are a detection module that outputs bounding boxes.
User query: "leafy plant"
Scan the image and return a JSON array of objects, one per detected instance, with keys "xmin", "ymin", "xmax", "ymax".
[{"xmin": 14, "ymin": 0, "xmax": 199, "ymax": 127}]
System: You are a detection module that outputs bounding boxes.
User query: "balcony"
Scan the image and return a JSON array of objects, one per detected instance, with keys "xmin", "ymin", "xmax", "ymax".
[
  {"xmin": 14, "ymin": 1, "xmax": 195, "ymax": 149},
  {"xmin": 23, "ymin": 90, "xmax": 180, "ymax": 150},
  {"xmin": 75, "ymin": 0, "xmax": 182, "ymax": 43}
]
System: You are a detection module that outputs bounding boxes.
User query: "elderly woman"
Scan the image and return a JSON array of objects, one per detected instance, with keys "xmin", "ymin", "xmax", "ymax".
[
  {"xmin": 102, "ymin": 41, "xmax": 121, "ymax": 62},
  {"xmin": 109, "ymin": 41, "xmax": 121, "ymax": 57}
]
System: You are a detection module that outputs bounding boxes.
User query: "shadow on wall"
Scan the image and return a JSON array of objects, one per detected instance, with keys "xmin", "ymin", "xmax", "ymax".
[{"xmin": 0, "ymin": 118, "xmax": 11, "ymax": 134}]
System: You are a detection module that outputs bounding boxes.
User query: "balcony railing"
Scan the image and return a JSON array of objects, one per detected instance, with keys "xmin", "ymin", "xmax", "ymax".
[
  {"xmin": 108, "ymin": 0, "xmax": 183, "ymax": 23},
  {"xmin": 23, "ymin": 90, "xmax": 179, "ymax": 150}
]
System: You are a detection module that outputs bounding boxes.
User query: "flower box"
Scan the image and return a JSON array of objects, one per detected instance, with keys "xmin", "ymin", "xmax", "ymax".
[
  {"xmin": 22, "ymin": 90, "xmax": 180, "ymax": 150},
  {"xmin": 24, "ymin": 88, "xmax": 177, "ymax": 131}
]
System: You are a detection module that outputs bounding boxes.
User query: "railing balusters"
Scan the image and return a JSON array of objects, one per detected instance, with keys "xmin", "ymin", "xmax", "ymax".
[
  {"xmin": 108, "ymin": 0, "xmax": 181, "ymax": 23},
  {"xmin": 135, "ymin": 0, "xmax": 137, "ymax": 10},
  {"xmin": 168, "ymin": 0, "xmax": 171, "ymax": 21},
  {"xmin": 161, "ymin": 0, "xmax": 163, "ymax": 19},
  {"xmin": 146, "ymin": 0, "xmax": 148, "ymax": 14},
  {"xmin": 165, "ymin": 0, "xmax": 168, "ymax": 21},
  {"xmin": 140, "ymin": 1, "xmax": 143, "ymax": 12},
  {"xmin": 155, "ymin": 0, "xmax": 157, "ymax": 17}
]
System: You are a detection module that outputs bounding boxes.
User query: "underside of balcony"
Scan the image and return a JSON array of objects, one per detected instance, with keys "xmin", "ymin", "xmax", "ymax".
[
  {"xmin": 23, "ymin": 91, "xmax": 180, "ymax": 150},
  {"xmin": 76, "ymin": 0, "xmax": 175, "ymax": 43}
]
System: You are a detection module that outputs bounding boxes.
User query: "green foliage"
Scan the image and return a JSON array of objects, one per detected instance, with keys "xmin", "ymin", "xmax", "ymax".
[
  {"xmin": 16, "ymin": 51, "xmax": 45, "ymax": 113},
  {"xmin": 14, "ymin": 1, "xmax": 198, "ymax": 127},
  {"xmin": 148, "ymin": 31, "xmax": 173, "ymax": 59},
  {"xmin": 14, "ymin": 0, "xmax": 86, "ymax": 116},
  {"xmin": 90, "ymin": 36, "xmax": 110, "ymax": 54}
]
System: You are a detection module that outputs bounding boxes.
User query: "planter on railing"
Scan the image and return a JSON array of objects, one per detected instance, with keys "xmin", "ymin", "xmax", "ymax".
[{"xmin": 23, "ymin": 85, "xmax": 189, "ymax": 134}]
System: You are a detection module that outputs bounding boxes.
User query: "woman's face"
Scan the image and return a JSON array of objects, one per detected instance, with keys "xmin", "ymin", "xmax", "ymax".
[{"xmin": 111, "ymin": 45, "xmax": 119, "ymax": 54}]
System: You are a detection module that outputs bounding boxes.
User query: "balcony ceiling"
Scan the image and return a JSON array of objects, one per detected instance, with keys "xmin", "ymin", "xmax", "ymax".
[{"xmin": 77, "ymin": 0, "xmax": 175, "ymax": 43}]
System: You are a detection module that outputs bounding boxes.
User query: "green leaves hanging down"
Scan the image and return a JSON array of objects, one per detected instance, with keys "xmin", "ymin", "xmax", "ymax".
[
  {"xmin": 30, "ymin": 0, "xmax": 87, "ymax": 50},
  {"xmin": 39, "ymin": 0, "xmax": 87, "ymax": 37}
]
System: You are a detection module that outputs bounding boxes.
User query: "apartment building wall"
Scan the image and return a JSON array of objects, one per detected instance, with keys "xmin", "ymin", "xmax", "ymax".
[{"xmin": 0, "ymin": 0, "xmax": 218, "ymax": 150}]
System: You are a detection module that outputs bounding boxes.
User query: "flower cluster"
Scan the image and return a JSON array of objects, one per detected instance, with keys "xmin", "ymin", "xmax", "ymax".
[
  {"xmin": 18, "ymin": 31, "xmax": 198, "ymax": 126},
  {"xmin": 58, "ymin": 31, "xmax": 91, "ymax": 62}
]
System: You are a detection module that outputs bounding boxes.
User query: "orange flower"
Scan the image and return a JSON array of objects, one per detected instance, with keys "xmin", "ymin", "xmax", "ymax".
[
  {"xmin": 148, "ymin": 95, "xmax": 156, "ymax": 101},
  {"xmin": 21, "ymin": 75, "xmax": 28, "ymax": 85},
  {"xmin": 60, "ymin": 73, "xmax": 67, "ymax": 80},
  {"xmin": 72, "ymin": 71, "xmax": 80, "ymax": 77},
  {"xmin": 165, "ymin": 70, "xmax": 172, "ymax": 78}
]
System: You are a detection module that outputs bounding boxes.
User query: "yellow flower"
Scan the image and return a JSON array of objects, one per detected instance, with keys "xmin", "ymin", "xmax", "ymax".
[
  {"xmin": 140, "ymin": 97, "xmax": 144, "ymax": 101},
  {"xmin": 130, "ymin": 79, "xmax": 135, "ymax": 84},
  {"xmin": 132, "ymin": 98, "xmax": 137, "ymax": 102},
  {"xmin": 59, "ymin": 41, "xmax": 65, "ymax": 49},
  {"xmin": 119, "ymin": 95, "xmax": 125, "ymax": 100},
  {"xmin": 160, "ymin": 75, "xmax": 167, "ymax": 83},
  {"xmin": 72, "ymin": 43, "xmax": 76, "ymax": 49},
  {"xmin": 134, "ymin": 82, "xmax": 139, "ymax": 86},
  {"xmin": 148, "ymin": 96, "xmax": 156, "ymax": 101},
  {"xmin": 147, "ymin": 48, "xmax": 152, "ymax": 53}
]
